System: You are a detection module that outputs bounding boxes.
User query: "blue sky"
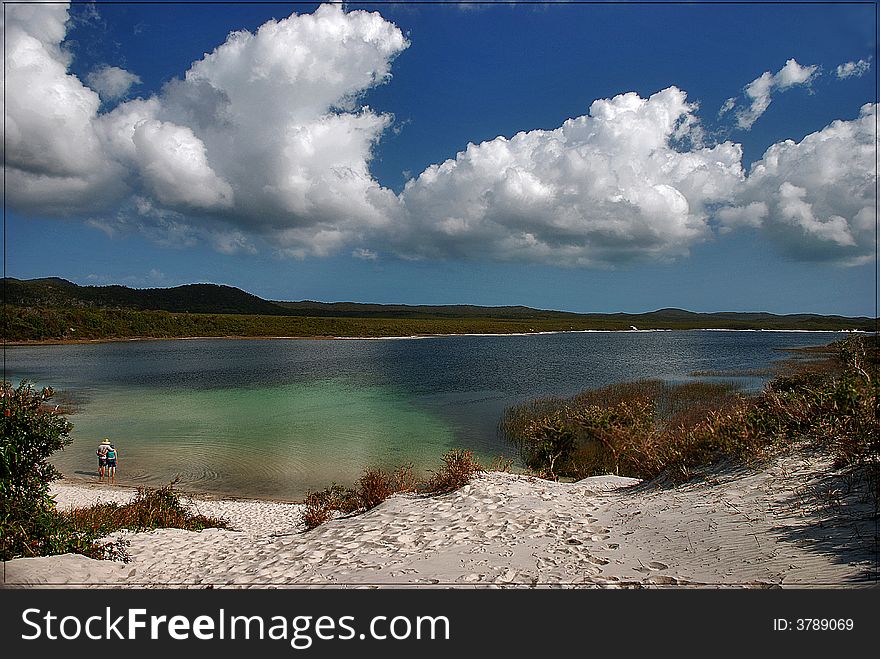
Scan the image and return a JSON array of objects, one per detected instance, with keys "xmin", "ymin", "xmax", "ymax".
[{"xmin": 4, "ymin": 1, "xmax": 877, "ymax": 315}]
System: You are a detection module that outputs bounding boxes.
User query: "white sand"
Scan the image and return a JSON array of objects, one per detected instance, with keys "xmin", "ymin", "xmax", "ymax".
[{"xmin": 3, "ymin": 447, "xmax": 876, "ymax": 588}]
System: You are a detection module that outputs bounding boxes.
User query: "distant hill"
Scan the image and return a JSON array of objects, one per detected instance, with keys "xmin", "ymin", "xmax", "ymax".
[
  {"xmin": 2, "ymin": 277, "xmax": 875, "ymax": 336},
  {"xmin": 271, "ymin": 300, "xmax": 586, "ymax": 320},
  {"xmin": 3, "ymin": 277, "xmax": 290, "ymax": 316},
  {"xmin": 1, "ymin": 277, "xmax": 599, "ymax": 320}
]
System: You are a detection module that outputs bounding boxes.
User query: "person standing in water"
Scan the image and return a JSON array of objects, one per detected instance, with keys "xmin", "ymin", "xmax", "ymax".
[
  {"xmin": 96, "ymin": 438, "xmax": 110, "ymax": 481},
  {"xmin": 105, "ymin": 443, "xmax": 119, "ymax": 483}
]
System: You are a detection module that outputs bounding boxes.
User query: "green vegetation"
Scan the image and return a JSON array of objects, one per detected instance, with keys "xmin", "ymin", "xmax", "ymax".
[
  {"xmin": 500, "ymin": 337, "xmax": 879, "ymax": 493},
  {"xmin": 302, "ymin": 449, "xmax": 485, "ymax": 530},
  {"xmin": 0, "ymin": 381, "xmax": 228, "ymax": 561},
  {"xmin": 4, "ymin": 277, "xmax": 288, "ymax": 315},
  {"xmin": 6, "ymin": 304, "xmax": 875, "ymax": 342},
  {"xmin": 0, "ymin": 304, "xmax": 634, "ymax": 341},
  {"xmin": 0, "ymin": 381, "xmax": 96, "ymax": 561},
  {"xmin": 4, "ymin": 276, "xmax": 874, "ymax": 342}
]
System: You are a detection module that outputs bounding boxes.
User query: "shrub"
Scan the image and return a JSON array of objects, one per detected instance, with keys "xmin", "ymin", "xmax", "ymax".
[
  {"xmin": 0, "ymin": 381, "xmax": 91, "ymax": 560},
  {"xmin": 421, "ymin": 449, "xmax": 484, "ymax": 494},
  {"xmin": 301, "ymin": 491, "xmax": 338, "ymax": 530},
  {"xmin": 64, "ymin": 482, "xmax": 230, "ymax": 536},
  {"xmin": 1, "ymin": 381, "xmax": 72, "ymax": 507},
  {"xmin": 358, "ymin": 468, "xmax": 398, "ymax": 510},
  {"xmin": 302, "ymin": 451, "xmax": 485, "ymax": 530},
  {"xmin": 499, "ymin": 336, "xmax": 878, "ymax": 489}
]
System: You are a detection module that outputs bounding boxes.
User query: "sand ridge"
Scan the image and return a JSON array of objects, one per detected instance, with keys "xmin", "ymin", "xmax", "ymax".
[{"xmin": 3, "ymin": 447, "xmax": 876, "ymax": 588}]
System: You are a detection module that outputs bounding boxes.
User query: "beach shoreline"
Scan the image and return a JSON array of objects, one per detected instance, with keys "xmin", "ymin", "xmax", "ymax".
[
  {"xmin": 4, "ymin": 445, "xmax": 876, "ymax": 588},
  {"xmin": 5, "ymin": 327, "xmax": 861, "ymax": 348}
]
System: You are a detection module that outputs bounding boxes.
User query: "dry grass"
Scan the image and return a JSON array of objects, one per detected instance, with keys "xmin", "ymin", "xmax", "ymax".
[
  {"xmin": 501, "ymin": 379, "xmax": 746, "ymax": 480},
  {"xmin": 422, "ymin": 449, "xmax": 484, "ymax": 494},
  {"xmin": 301, "ymin": 451, "xmax": 485, "ymax": 531},
  {"xmin": 63, "ymin": 482, "xmax": 230, "ymax": 536},
  {"xmin": 501, "ymin": 337, "xmax": 878, "ymax": 489}
]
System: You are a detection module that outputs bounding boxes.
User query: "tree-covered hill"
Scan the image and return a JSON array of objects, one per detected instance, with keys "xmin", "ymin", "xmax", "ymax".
[{"xmin": 2, "ymin": 277, "xmax": 875, "ymax": 342}]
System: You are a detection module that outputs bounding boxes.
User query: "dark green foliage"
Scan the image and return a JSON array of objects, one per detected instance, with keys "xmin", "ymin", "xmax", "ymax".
[
  {"xmin": 517, "ymin": 412, "xmax": 578, "ymax": 481},
  {"xmin": 0, "ymin": 381, "xmax": 82, "ymax": 560},
  {"xmin": 1, "ymin": 382, "xmax": 71, "ymax": 501},
  {"xmin": 3, "ymin": 277, "xmax": 289, "ymax": 315}
]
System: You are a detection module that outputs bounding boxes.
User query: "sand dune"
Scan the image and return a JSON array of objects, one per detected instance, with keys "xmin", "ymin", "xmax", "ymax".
[{"xmin": 2, "ymin": 447, "xmax": 876, "ymax": 588}]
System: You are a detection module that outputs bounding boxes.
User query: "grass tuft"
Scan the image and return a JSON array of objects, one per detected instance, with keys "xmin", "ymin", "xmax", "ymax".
[
  {"xmin": 301, "ymin": 451, "xmax": 485, "ymax": 531},
  {"xmin": 63, "ymin": 481, "xmax": 230, "ymax": 538},
  {"xmin": 422, "ymin": 449, "xmax": 484, "ymax": 494}
]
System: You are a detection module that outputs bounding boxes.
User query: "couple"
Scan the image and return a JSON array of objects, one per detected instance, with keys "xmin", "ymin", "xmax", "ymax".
[{"xmin": 96, "ymin": 438, "xmax": 119, "ymax": 483}]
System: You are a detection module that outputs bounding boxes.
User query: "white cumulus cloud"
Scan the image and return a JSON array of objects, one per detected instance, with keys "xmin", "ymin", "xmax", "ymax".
[
  {"xmin": 1, "ymin": 1, "xmax": 128, "ymax": 215},
  {"xmin": 4, "ymin": 3, "xmax": 875, "ymax": 270},
  {"xmin": 399, "ymin": 87, "xmax": 744, "ymax": 266},
  {"xmin": 717, "ymin": 103, "xmax": 876, "ymax": 264},
  {"xmin": 4, "ymin": 2, "xmax": 409, "ymax": 256},
  {"xmin": 130, "ymin": 119, "xmax": 234, "ymax": 210},
  {"xmin": 86, "ymin": 64, "xmax": 141, "ymax": 100}
]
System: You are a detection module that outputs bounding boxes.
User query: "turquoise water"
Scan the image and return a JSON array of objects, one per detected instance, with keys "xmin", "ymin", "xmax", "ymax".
[
  {"xmin": 58, "ymin": 380, "xmax": 455, "ymax": 498},
  {"xmin": 5, "ymin": 331, "xmax": 840, "ymax": 499}
]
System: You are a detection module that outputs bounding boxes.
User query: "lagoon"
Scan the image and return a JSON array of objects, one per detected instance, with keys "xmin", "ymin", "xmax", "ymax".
[{"xmin": 5, "ymin": 330, "xmax": 839, "ymax": 500}]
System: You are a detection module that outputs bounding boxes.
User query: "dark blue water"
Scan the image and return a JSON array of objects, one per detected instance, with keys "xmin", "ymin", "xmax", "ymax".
[{"xmin": 4, "ymin": 331, "xmax": 838, "ymax": 499}]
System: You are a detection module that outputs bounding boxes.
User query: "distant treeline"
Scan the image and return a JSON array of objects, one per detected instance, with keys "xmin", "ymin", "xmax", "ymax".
[{"xmin": 2, "ymin": 277, "xmax": 875, "ymax": 342}]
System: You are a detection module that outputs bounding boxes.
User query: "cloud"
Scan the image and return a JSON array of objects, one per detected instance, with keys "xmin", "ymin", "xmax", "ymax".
[
  {"xmin": 717, "ymin": 103, "xmax": 876, "ymax": 265},
  {"xmin": 836, "ymin": 59, "xmax": 871, "ymax": 79},
  {"xmin": 5, "ymin": 2, "xmax": 409, "ymax": 256},
  {"xmin": 352, "ymin": 248, "xmax": 379, "ymax": 260},
  {"xmin": 1, "ymin": 1, "xmax": 128, "ymax": 214},
  {"xmin": 86, "ymin": 195, "xmax": 256, "ymax": 255},
  {"xmin": 86, "ymin": 64, "xmax": 141, "ymax": 100},
  {"xmin": 729, "ymin": 59, "xmax": 818, "ymax": 130},
  {"xmin": 130, "ymin": 119, "xmax": 234, "ymax": 210},
  {"xmin": 399, "ymin": 87, "xmax": 744, "ymax": 266},
  {"xmin": 5, "ymin": 4, "xmax": 874, "ymax": 270},
  {"xmin": 718, "ymin": 97, "xmax": 736, "ymax": 117}
]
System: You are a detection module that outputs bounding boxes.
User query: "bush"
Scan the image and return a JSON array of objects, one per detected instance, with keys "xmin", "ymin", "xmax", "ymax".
[
  {"xmin": 500, "ymin": 336, "xmax": 879, "ymax": 488},
  {"xmin": 302, "ymin": 451, "xmax": 485, "ymax": 530},
  {"xmin": 64, "ymin": 482, "xmax": 230, "ymax": 536},
  {"xmin": 1, "ymin": 381, "xmax": 72, "ymax": 506},
  {"xmin": 358, "ymin": 468, "xmax": 398, "ymax": 510},
  {"xmin": 501, "ymin": 379, "xmax": 743, "ymax": 480},
  {"xmin": 421, "ymin": 449, "xmax": 484, "ymax": 494},
  {"xmin": 0, "ymin": 381, "xmax": 88, "ymax": 560}
]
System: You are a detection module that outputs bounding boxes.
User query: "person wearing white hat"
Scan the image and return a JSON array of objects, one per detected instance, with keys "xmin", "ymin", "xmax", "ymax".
[{"xmin": 96, "ymin": 438, "xmax": 111, "ymax": 481}]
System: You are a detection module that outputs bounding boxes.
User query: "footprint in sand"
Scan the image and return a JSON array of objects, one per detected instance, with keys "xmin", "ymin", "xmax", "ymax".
[{"xmin": 585, "ymin": 555, "xmax": 610, "ymax": 566}]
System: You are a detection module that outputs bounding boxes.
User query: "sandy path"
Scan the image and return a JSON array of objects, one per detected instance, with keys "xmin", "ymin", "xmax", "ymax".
[{"xmin": 3, "ymin": 447, "xmax": 876, "ymax": 588}]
